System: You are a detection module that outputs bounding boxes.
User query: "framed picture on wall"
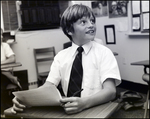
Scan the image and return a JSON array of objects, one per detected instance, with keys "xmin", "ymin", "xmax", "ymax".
[
  {"xmin": 141, "ymin": 12, "xmax": 149, "ymax": 33},
  {"xmin": 91, "ymin": 1, "xmax": 108, "ymax": 17},
  {"xmin": 132, "ymin": 16, "xmax": 141, "ymax": 31},
  {"xmin": 104, "ymin": 25, "xmax": 116, "ymax": 44},
  {"xmin": 108, "ymin": 1, "xmax": 128, "ymax": 18}
]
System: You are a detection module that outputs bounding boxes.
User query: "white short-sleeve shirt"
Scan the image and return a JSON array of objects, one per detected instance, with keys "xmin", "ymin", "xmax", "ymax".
[
  {"xmin": 46, "ymin": 41, "xmax": 121, "ymax": 97},
  {"xmin": 1, "ymin": 42, "xmax": 15, "ymax": 62}
]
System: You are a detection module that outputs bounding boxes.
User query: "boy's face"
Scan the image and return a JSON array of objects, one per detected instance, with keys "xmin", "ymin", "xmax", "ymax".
[{"xmin": 70, "ymin": 16, "xmax": 96, "ymax": 46}]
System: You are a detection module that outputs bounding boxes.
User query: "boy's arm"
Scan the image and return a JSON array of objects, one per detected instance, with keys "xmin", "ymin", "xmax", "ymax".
[
  {"xmin": 84, "ymin": 78, "xmax": 116, "ymax": 109},
  {"xmin": 1, "ymin": 55, "xmax": 15, "ymax": 65},
  {"xmin": 42, "ymin": 81, "xmax": 55, "ymax": 87}
]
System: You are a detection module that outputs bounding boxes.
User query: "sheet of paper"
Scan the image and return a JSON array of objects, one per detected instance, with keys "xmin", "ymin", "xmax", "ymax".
[
  {"xmin": 115, "ymin": 18, "xmax": 128, "ymax": 32},
  {"xmin": 141, "ymin": 1, "xmax": 149, "ymax": 12},
  {"xmin": 132, "ymin": 17, "xmax": 140, "ymax": 30},
  {"xmin": 132, "ymin": 1, "xmax": 140, "ymax": 15},
  {"xmin": 143, "ymin": 13, "xmax": 149, "ymax": 30},
  {"xmin": 13, "ymin": 84, "xmax": 62, "ymax": 107}
]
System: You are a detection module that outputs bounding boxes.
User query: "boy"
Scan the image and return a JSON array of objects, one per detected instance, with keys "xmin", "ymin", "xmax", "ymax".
[{"xmin": 12, "ymin": 4, "xmax": 121, "ymax": 114}]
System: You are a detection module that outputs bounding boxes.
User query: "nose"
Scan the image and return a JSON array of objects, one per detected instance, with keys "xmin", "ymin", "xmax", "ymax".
[{"xmin": 87, "ymin": 20, "xmax": 94, "ymax": 28}]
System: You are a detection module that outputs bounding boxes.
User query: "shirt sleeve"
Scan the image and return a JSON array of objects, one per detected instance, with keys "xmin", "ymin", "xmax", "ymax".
[
  {"xmin": 3, "ymin": 43, "xmax": 15, "ymax": 58},
  {"xmin": 46, "ymin": 54, "xmax": 61, "ymax": 87},
  {"xmin": 100, "ymin": 48, "xmax": 121, "ymax": 86}
]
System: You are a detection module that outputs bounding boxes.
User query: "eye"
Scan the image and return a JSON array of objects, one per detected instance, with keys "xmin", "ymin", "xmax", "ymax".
[
  {"xmin": 90, "ymin": 19, "xmax": 95, "ymax": 24},
  {"xmin": 81, "ymin": 20, "xmax": 86, "ymax": 25}
]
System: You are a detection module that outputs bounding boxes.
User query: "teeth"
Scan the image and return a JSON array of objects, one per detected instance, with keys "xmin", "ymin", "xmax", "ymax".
[{"xmin": 87, "ymin": 30, "xmax": 94, "ymax": 33}]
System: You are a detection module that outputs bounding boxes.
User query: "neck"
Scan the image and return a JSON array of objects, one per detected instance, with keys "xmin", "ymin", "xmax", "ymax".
[{"xmin": 72, "ymin": 39, "xmax": 90, "ymax": 47}]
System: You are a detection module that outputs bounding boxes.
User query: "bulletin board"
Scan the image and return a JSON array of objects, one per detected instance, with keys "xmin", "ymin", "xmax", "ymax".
[{"xmin": 131, "ymin": 1, "xmax": 149, "ymax": 33}]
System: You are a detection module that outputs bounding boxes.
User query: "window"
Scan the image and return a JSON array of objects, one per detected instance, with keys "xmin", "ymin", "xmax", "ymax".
[
  {"xmin": 1, "ymin": 1, "xmax": 18, "ymax": 32},
  {"xmin": 17, "ymin": 1, "xmax": 60, "ymax": 31}
]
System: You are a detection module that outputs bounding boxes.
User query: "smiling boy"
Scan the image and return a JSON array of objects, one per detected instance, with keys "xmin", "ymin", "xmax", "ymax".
[{"xmin": 12, "ymin": 4, "xmax": 121, "ymax": 114}]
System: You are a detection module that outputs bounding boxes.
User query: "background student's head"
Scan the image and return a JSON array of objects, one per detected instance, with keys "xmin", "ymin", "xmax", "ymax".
[{"xmin": 60, "ymin": 4, "xmax": 96, "ymax": 46}]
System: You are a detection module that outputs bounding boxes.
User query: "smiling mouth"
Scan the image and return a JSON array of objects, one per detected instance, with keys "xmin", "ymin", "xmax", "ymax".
[{"xmin": 86, "ymin": 30, "xmax": 95, "ymax": 34}]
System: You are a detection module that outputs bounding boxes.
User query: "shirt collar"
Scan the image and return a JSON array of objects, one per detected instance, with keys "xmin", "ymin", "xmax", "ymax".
[{"xmin": 71, "ymin": 41, "xmax": 92, "ymax": 57}]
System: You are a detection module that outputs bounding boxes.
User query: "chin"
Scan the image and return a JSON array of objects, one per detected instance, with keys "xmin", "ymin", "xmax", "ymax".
[{"xmin": 87, "ymin": 36, "xmax": 95, "ymax": 41}]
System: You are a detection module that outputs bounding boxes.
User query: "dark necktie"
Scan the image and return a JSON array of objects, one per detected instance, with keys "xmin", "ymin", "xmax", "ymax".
[{"xmin": 67, "ymin": 47, "xmax": 84, "ymax": 97}]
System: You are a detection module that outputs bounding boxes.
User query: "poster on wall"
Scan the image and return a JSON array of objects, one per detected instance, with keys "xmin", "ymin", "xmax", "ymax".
[
  {"xmin": 132, "ymin": 17, "xmax": 140, "ymax": 31},
  {"xmin": 91, "ymin": 1, "xmax": 108, "ymax": 17},
  {"xmin": 141, "ymin": 1, "xmax": 149, "ymax": 13},
  {"xmin": 142, "ymin": 13, "xmax": 149, "ymax": 31},
  {"xmin": 104, "ymin": 25, "xmax": 116, "ymax": 44},
  {"xmin": 131, "ymin": 1, "xmax": 140, "ymax": 15},
  {"xmin": 108, "ymin": 1, "xmax": 128, "ymax": 18}
]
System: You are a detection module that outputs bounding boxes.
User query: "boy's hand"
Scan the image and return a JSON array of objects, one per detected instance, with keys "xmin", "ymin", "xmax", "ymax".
[
  {"xmin": 11, "ymin": 97, "xmax": 26, "ymax": 114},
  {"xmin": 60, "ymin": 97, "xmax": 86, "ymax": 114},
  {"xmin": 12, "ymin": 77, "xmax": 22, "ymax": 90}
]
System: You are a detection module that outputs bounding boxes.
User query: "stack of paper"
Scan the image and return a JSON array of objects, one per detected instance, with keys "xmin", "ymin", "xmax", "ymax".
[{"xmin": 13, "ymin": 84, "xmax": 62, "ymax": 107}]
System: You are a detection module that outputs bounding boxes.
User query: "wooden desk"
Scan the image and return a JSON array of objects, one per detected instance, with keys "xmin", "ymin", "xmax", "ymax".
[
  {"xmin": 131, "ymin": 60, "xmax": 149, "ymax": 73},
  {"xmin": 131, "ymin": 60, "xmax": 149, "ymax": 67},
  {"xmin": 1, "ymin": 62, "xmax": 22, "ymax": 69},
  {"xmin": 4, "ymin": 101, "xmax": 120, "ymax": 118}
]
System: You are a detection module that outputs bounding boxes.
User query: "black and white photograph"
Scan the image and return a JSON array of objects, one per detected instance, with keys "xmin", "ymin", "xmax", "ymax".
[
  {"xmin": 1, "ymin": 1, "xmax": 149, "ymax": 118},
  {"xmin": 108, "ymin": 1, "xmax": 128, "ymax": 18},
  {"xmin": 91, "ymin": 1, "xmax": 108, "ymax": 17}
]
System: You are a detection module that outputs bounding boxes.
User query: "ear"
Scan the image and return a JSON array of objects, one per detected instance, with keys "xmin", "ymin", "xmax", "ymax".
[{"xmin": 68, "ymin": 31, "xmax": 73, "ymax": 36}]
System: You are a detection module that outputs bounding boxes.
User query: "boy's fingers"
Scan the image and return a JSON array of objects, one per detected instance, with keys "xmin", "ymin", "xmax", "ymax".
[
  {"xmin": 60, "ymin": 97, "xmax": 76, "ymax": 103},
  {"xmin": 63, "ymin": 102, "xmax": 78, "ymax": 108},
  {"xmin": 64, "ymin": 107, "xmax": 78, "ymax": 114},
  {"xmin": 11, "ymin": 108, "xmax": 16, "ymax": 114},
  {"xmin": 12, "ymin": 97, "xmax": 26, "ymax": 108},
  {"xmin": 13, "ymin": 104, "xmax": 24, "ymax": 112}
]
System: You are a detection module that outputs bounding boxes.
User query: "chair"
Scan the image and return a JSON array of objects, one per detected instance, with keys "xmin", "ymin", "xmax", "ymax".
[
  {"xmin": 142, "ymin": 66, "xmax": 149, "ymax": 118},
  {"xmin": 63, "ymin": 41, "xmax": 72, "ymax": 49},
  {"xmin": 33, "ymin": 47, "xmax": 55, "ymax": 87},
  {"xmin": 6, "ymin": 84, "xmax": 19, "ymax": 95},
  {"xmin": 3, "ymin": 70, "xmax": 21, "ymax": 95}
]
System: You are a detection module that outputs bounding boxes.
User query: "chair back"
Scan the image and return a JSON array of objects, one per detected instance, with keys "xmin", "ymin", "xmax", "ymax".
[{"xmin": 33, "ymin": 47, "xmax": 55, "ymax": 86}]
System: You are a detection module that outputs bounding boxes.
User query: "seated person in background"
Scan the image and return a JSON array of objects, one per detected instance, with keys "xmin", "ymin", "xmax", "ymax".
[
  {"xmin": 1, "ymin": 28, "xmax": 22, "ymax": 89},
  {"xmin": 1, "ymin": 28, "xmax": 22, "ymax": 115},
  {"xmin": 12, "ymin": 4, "xmax": 121, "ymax": 114}
]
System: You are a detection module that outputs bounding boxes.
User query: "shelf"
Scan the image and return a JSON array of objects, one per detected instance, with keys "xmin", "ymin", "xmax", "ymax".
[{"xmin": 126, "ymin": 32, "xmax": 149, "ymax": 36}]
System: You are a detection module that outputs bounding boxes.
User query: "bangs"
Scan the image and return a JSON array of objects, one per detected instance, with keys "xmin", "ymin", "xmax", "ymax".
[
  {"xmin": 66, "ymin": 4, "xmax": 95, "ymax": 23},
  {"xmin": 71, "ymin": 5, "xmax": 95, "ymax": 22}
]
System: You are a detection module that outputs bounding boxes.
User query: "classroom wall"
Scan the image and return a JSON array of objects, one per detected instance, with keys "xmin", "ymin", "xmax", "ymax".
[
  {"xmin": 11, "ymin": 29, "xmax": 70, "ymax": 89},
  {"xmin": 2, "ymin": 1, "xmax": 149, "ymax": 89},
  {"xmin": 95, "ymin": 17, "xmax": 149, "ymax": 85},
  {"xmin": 94, "ymin": 1, "xmax": 149, "ymax": 85}
]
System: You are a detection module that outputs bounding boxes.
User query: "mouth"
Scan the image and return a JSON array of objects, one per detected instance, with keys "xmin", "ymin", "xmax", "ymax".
[{"xmin": 86, "ymin": 30, "xmax": 95, "ymax": 34}]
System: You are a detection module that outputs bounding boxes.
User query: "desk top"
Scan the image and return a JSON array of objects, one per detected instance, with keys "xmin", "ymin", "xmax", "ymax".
[
  {"xmin": 4, "ymin": 101, "xmax": 119, "ymax": 118},
  {"xmin": 1, "ymin": 62, "xmax": 22, "ymax": 69},
  {"xmin": 131, "ymin": 60, "xmax": 149, "ymax": 67}
]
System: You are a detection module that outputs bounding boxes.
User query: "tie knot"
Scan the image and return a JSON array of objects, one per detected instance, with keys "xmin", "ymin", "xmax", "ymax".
[{"xmin": 77, "ymin": 47, "xmax": 84, "ymax": 54}]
